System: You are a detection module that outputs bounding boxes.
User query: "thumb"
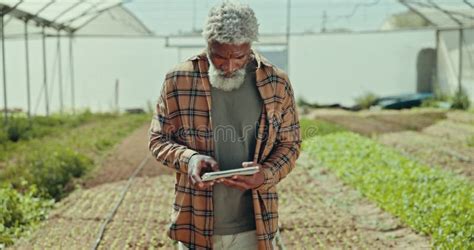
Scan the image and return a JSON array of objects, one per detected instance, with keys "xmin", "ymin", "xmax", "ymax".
[
  {"xmin": 210, "ymin": 161, "xmax": 220, "ymax": 172},
  {"xmin": 242, "ymin": 161, "xmax": 255, "ymax": 168}
]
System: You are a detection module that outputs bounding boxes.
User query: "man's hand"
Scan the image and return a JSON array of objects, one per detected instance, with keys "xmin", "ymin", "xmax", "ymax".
[
  {"xmin": 218, "ymin": 162, "xmax": 264, "ymax": 191},
  {"xmin": 188, "ymin": 154, "xmax": 219, "ymax": 190}
]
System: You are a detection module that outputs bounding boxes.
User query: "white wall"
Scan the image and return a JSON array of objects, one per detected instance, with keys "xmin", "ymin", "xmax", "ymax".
[
  {"xmin": 3, "ymin": 37, "xmax": 177, "ymax": 115},
  {"xmin": 289, "ymin": 30, "xmax": 435, "ymax": 106}
]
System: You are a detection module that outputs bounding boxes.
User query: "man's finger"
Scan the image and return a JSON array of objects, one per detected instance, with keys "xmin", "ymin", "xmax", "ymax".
[
  {"xmin": 198, "ymin": 159, "xmax": 205, "ymax": 166},
  {"xmin": 242, "ymin": 161, "xmax": 256, "ymax": 168},
  {"xmin": 232, "ymin": 175, "xmax": 252, "ymax": 184},
  {"xmin": 203, "ymin": 181, "xmax": 215, "ymax": 187},
  {"xmin": 194, "ymin": 174, "xmax": 203, "ymax": 184},
  {"xmin": 210, "ymin": 161, "xmax": 220, "ymax": 172},
  {"xmin": 232, "ymin": 175, "xmax": 241, "ymax": 180},
  {"xmin": 194, "ymin": 164, "xmax": 203, "ymax": 177},
  {"xmin": 191, "ymin": 167, "xmax": 204, "ymax": 186},
  {"xmin": 190, "ymin": 175, "xmax": 203, "ymax": 188},
  {"xmin": 200, "ymin": 181, "xmax": 214, "ymax": 189},
  {"xmin": 189, "ymin": 174, "xmax": 196, "ymax": 185},
  {"xmin": 194, "ymin": 179, "xmax": 206, "ymax": 189}
]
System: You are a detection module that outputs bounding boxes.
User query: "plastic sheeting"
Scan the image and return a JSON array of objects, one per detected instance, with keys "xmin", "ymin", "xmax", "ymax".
[
  {"xmin": 437, "ymin": 28, "xmax": 474, "ymax": 101},
  {"xmin": 402, "ymin": 0, "xmax": 474, "ymax": 28},
  {"xmin": 0, "ymin": 0, "xmax": 152, "ymax": 36}
]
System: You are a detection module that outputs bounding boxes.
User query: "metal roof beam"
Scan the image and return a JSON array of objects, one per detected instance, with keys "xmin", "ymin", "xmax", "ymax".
[
  {"xmin": 464, "ymin": 0, "xmax": 474, "ymax": 8},
  {"xmin": 426, "ymin": 0, "xmax": 463, "ymax": 26},
  {"xmin": 31, "ymin": 0, "xmax": 55, "ymax": 20},
  {"xmin": 4, "ymin": 0, "xmax": 23, "ymax": 24},
  {"xmin": 398, "ymin": 0, "xmax": 437, "ymax": 27},
  {"xmin": 405, "ymin": 0, "xmax": 465, "ymax": 26},
  {"xmin": 51, "ymin": 0, "xmax": 83, "ymax": 23},
  {"xmin": 0, "ymin": 3, "xmax": 75, "ymax": 33},
  {"xmin": 71, "ymin": 2, "xmax": 122, "ymax": 33},
  {"xmin": 61, "ymin": 1, "xmax": 103, "ymax": 26}
]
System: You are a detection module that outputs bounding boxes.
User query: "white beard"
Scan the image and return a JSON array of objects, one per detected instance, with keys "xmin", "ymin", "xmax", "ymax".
[{"xmin": 208, "ymin": 60, "xmax": 246, "ymax": 92}]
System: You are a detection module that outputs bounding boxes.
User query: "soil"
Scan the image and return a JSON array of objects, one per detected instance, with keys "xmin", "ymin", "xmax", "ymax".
[
  {"xmin": 12, "ymin": 123, "xmax": 431, "ymax": 249},
  {"xmin": 305, "ymin": 108, "xmax": 446, "ymax": 136}
]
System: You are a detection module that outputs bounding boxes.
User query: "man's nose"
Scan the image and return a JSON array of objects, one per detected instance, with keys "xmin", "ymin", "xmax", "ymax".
[{"xmin": 222, "ymin": 60, "xmax": 238, "ymax": 75}]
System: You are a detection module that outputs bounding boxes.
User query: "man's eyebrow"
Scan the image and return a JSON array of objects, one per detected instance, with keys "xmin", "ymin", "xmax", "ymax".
[
  {"xmin": 231, "ymin": 51, "xmax": 248, "ymax": 57},
  {"xmin": 210, "ymin": 49, "xmax": 225, "ymax": 57}
]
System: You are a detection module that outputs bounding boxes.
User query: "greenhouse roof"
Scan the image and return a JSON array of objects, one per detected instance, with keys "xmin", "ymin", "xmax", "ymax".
[
  {"xmin": 0, "ymin": 0, "xmax": 152, "ymax": 37},
  {"xmin": 401, "ymin": 0, "xmax": 474, "ymax": 28}
]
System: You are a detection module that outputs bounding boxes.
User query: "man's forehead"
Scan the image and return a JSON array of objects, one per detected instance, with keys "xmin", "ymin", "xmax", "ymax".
[{"xmin": 210, "ymin": 42, "xmax": 250, "ymax": 56}]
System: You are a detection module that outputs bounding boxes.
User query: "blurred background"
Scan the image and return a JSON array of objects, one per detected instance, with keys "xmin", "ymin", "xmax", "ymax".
[{"xmin": 0, "ymin": 0, "xmax": 473, "ymax": 117}]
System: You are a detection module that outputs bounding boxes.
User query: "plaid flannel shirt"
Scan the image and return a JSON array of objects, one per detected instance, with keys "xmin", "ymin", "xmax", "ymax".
[{"xmin": 148, "ymin": 50, "xmax": 301, "ymax": 249}]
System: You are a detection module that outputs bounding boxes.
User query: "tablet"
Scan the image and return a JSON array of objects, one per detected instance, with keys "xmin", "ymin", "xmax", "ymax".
[{"xmin": 201, "ymin": 166, "xmax": 260, "ymax": 182}]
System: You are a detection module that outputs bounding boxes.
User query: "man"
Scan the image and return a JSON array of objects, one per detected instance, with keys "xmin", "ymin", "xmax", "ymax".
[{"xmin": 148, "ymin": 1, "xmax": 301, "ymax": 249}]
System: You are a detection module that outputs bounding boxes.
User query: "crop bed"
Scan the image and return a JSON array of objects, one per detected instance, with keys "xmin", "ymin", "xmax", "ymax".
[{"xmin": 13, "ymin": 109, "xmax": 473, "ymax": 248}]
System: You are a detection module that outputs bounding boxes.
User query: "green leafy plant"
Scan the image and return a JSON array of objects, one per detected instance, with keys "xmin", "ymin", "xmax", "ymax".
[
  {"xmin": 421, "ymin": 87, "xmax": 451, "ymax": 108},
  {"xmin": 1, "ymin": 145, "xmax": 93, "ymax": 200},
  {"xmin": 1, "ymin": 112, "xmax": 151, "ymax": 199},
  {"xmin": 0, "ymin": 128, "xmax": 7, "ymax": 145},
  {"xmin": 304, "ymin": 132, "xmax": 473, "ymax": 248},
  {"xmin": 420, "ymin": 98, "xmax": 438, "ymax": 108},
  {"xmin": 0, "ymin": 112, "xmax": 151, "ymax": 246},
  {"xmin": 467, "ymin": 136, "xmax": 474, "ymax": 148},
  {"xmin": 299, "ymin": 118, "xmax": 346, "ymax": 140},
  {"xmin": 297, "ymin": 97, "xmax": 321, "ymax": 109},
  {"xmin": 0, "ymin": 184, "xmax": 54, "ymax": 246},
  {"xmin": 6, "ymin": 118, "xmax": 31, "ymax": 142},
  {"xmin": 451, "ymin": 88, "xmax": 471, "ymax": 110},
  {"xmin": 354, "ymin": 92, "xmax": 378, "ymax": 109},
  {"xmin": 0, "ymin": 110, "xmax": 100, "ymax": 144}
]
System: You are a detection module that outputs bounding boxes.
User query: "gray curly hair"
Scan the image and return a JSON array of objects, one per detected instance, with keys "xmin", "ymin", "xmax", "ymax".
[{"xmin": 202, "ymin": 1, "xmax": 259, "ymax": 44}]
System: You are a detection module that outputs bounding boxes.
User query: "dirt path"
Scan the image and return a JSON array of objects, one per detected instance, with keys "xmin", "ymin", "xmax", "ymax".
[
  {"xmin": 12, "ymin": 124, "xmax": 430, "ymax": 249},
  {"xmin": 80, "ymin": 123, "xmax": 173, "ymax": 189},
  {"xmin": 12, "ymin": 122, "xmax": 173, "ymax": 249},
  {"xmin": 279, "ymin": 153, "xmax": 429, "ymax": 249}
]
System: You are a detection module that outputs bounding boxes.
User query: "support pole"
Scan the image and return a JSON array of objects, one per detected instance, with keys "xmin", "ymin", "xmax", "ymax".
[
  {"xmin": 42, "ymin": 26, "xmax": 49, "ymax": 116},
  {"xmin": 115, "ymin": 79, "xmax": 119, "ymax": 114},
  {"xmin": 458, "ymin": 28, "xmax": 463, "ymax": 93},
  {"xmin": 69, "ymin": 33, "xmax": 76, "ymax": 114},
  {"xmin": 1, "ymin": 10, "xmax": 8, "ymax": 125},
  {"xmin": 435, "ymin": 29, "xmax": 440, "ymax": 92},
  {"xmin": 24, "ymin": 20, "xmax": 32, "ymax": 120},
  {"xmin": 57, "ymin": 29, "xmax": 64, "ymax": 114}
]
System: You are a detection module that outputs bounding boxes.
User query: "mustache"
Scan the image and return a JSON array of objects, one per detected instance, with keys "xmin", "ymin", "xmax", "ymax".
[
  {"xmin": 208, "ymin": 61, "xmax": 246, "ymax": 92},
  {"xmin": 210, "ymin": 67, "xmax": 246, "ymax": 78}
]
